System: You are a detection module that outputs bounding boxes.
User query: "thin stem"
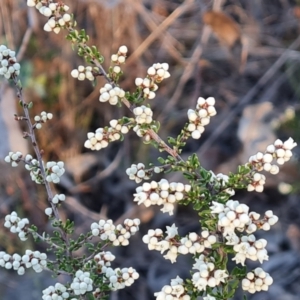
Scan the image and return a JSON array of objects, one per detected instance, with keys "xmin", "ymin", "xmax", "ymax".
[
  {"xmin": 13, "ymin": 78, "xmax": 70, "ymax": 255},
  {"xmin": 43, "ymin": 266, "xmax": 71, "ymax": 276},
  {"xmin": 29, "ymin": 229, "xmax": 63, "ymax": 249}
]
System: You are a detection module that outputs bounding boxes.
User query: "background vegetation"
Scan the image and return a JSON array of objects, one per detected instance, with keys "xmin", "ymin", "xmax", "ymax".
[{"xmin": 0, "ymin": 0, "xmax": 299, "ymax": 299}]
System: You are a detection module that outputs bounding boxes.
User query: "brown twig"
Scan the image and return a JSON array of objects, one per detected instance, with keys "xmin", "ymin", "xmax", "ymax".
[
  {"xmin": 126, "ymin": 0, "xmax": 196, "ymax": 65},
  {"xmin": 0, "ymin": 0, "xmax": 15, "ymax": 49},
  {"xmin": 128, "ymin": 0, "xmax": 186, "ymax": 65},
  {"xmin": 16, "ymin": 27, "xmax": 32, "ymax": 62}
]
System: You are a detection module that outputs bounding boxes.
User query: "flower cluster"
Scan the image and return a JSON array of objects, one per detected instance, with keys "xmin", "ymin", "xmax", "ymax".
[
  {"xmin": 133, "ymin": 105, "xmax": 153, "ymax": 124},
  {"xmin": 147, "ymin": 63, "xmax": 171, "ymax": 82},
  {"xmin": 210, "ymin": 199, "xmax": 279, "ymax": 269},
  {"xmin": 133, "ymin": 179, "xmax": 191, "ymax": 215},
  {"xmin": 0, "ymin": 45, "xmax": 20, "ymax": 79},
  {"xmin": 143, "ymin": 224, "xmax": 217, "ymax": 263},
  {"xmin": 23, "ymin": 250, "xmax": 48, "ymax": 273},
  {"xmin": 99, "ymin": 83, "xmax": 125, "ymax": 105},
  {"xmin": 249, "ymin": 153, "xmax": 279, "ymax": 175},
  {"xmin": 51, "ymin": 193, "xmax": 66, "ymax": 205},
  {"xmin": 4, "ymin": 151, "xmax": 23, "ymax": 167},
  {"xmin": 45, "ymin": 161, "xmax": 65, "ymax": 183},
  {"xmin": 44, "ymin": 13, "xmax": 71, "ymax": 33},
  {"xmin": 24, "ymin": 154, "xmax": 43, "ymax": 184},
  {"xmin": 242, "ymin": 268, "xmax": 273, "ymax": 293},
  {"xmin": 7, "ymin": 154, "xmax": 65, "ymax": 184},
  {"xmin": 84, "ymin": 119, "xmax": 130, "ymax": 150},
  {"xmin": 154, "ymin": 276, "xmax": 190, "ymax": 300},
  {"xmin": 27, "ymin": 1, "xmax": 71, "ymax": 34},
  {"xmin": 126, "ymin": 163, "xmax": 151, "ymax": 183},
  {"xmin": 247, "ymin": 137, "xmax": 297, "ymax": 192},
  {"xmin": 0, "ymin": 252, "xmax": 26, "ymax": 275},
  {"xmin": 111, "ymin": 45, "xmax": 128, "ymax": 64},
  {"xmin": 0, "ymin": 250, "xmax": 47, "ymax": 275},
  {"xmin": 70, "ymin": 270, "xmax": 93, "ymax": 295},
  {"xmin": 42, "ymin": 283, "xmax": 69, "ymax": 300},
  {"xmin": 71, "ymin": 65, "xmax": 98, "ymax": 81},
  {"xmin": 91, "ymin": 218, "xmax": 140, "ymax": 246},
  {"xmin": 4, "ymin": 211, "xmax": 29, "ymax": 241},
  {"xmin": 261, "ymin": 210, "xmax": 279, "ymax": 230},
  {"xmin": 192, "ymin": 255, "xmax": 229, "ymax": 291},
  {"xmin": 135, "ymin": 77, "xmax": 157, "ymax": 100},
  {"xmin": 211, "ymin": 200, "xmax": 252, "ymax": 235},
  {"xmin": 34, "ymin": 111, "xmax": 53, "ymax": 129},
  {"xmin": 5, "ymin": 153, "xmax": 48, "ymax": 185},
  {"xmin": 210, "ymin": 200, "xmax": 278, "ymax": 236},
  {"xmin": 126, "ymin": 163, "xmax": 162, "ymax": 183},
  {"xmin": 187, "ymin": 97, "xmax": 217, "ymax": 139},
  {"xmin": 247, "ymin": 173, "xmax": 266, "ymax": 192},
  {"xmin": 231, "ymin": 234, "xmax": 268, "ymax": 266},
  {"xmin": 102, "ymin": 266, "xmax": 139, "ymax": 291},
  {"xmin": 94, "ymin": 251, "xmax": 116, "ymax": 270},
  {"xmin": 249, "ymin": 138, "xmax": 297, "ymax": 169},
  {"xmin": 135, "ymin": 63, "xmax": 170, "ymax": 99},
  {"xmin": 177, "ymin": 230, "xmax": 217, "ymax": 255}
]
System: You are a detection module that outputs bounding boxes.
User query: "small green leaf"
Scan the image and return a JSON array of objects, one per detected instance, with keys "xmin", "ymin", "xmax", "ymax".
[
  {"xmin": 231, "ymin": 265, "xmax": 247, "ymax": 277},
  {"xmin": 167, "ymin": 136, "xmax": 176, "ymax": 146},
  {"xmin": 157, "ymin": 157, "xmax": 165, "ymax": 164},
  {"xmin": 85, "ymin": 242, "xmax": 95, "ymax": 250},
  {"xmin": 183, "ymin": 172, "xmax": 195, "ymax": 180},
  {"xmin": 227, "ymin": 279, "xmax": 240, "ymax": 298}
]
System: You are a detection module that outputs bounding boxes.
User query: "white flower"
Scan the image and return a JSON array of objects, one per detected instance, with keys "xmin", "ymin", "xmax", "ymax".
[
  {"xmin": 232, "ymin": 253, "xmax": 247, "ymax": 266},
  {"xmin": 133, "ymin": 105, "xmax": 153, "ymax": 124},
  {"xmin": 165, "ymin": 224, "xmax": 178, "ymax": 239},
  {"xmin": 192, "ymin": 272, "xmax": 208, "ymax": 291},
  {"xmin": 170, "ymin": 276, "xmax": 183, "ymax": 285},
  {"xmin": 283, "ymin": 137, "xmax": 297, "ymax": 150},
  {"xmin": 214, "ymin": 269, "xmax": 228, "ymax": 284},
  {"xmin": 210, "ymin": 201, "xmax": 224, "ymax": 214},
  {"xmin": 225, "ymin": 233, "xmax": 240, "ymax": 245}
]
